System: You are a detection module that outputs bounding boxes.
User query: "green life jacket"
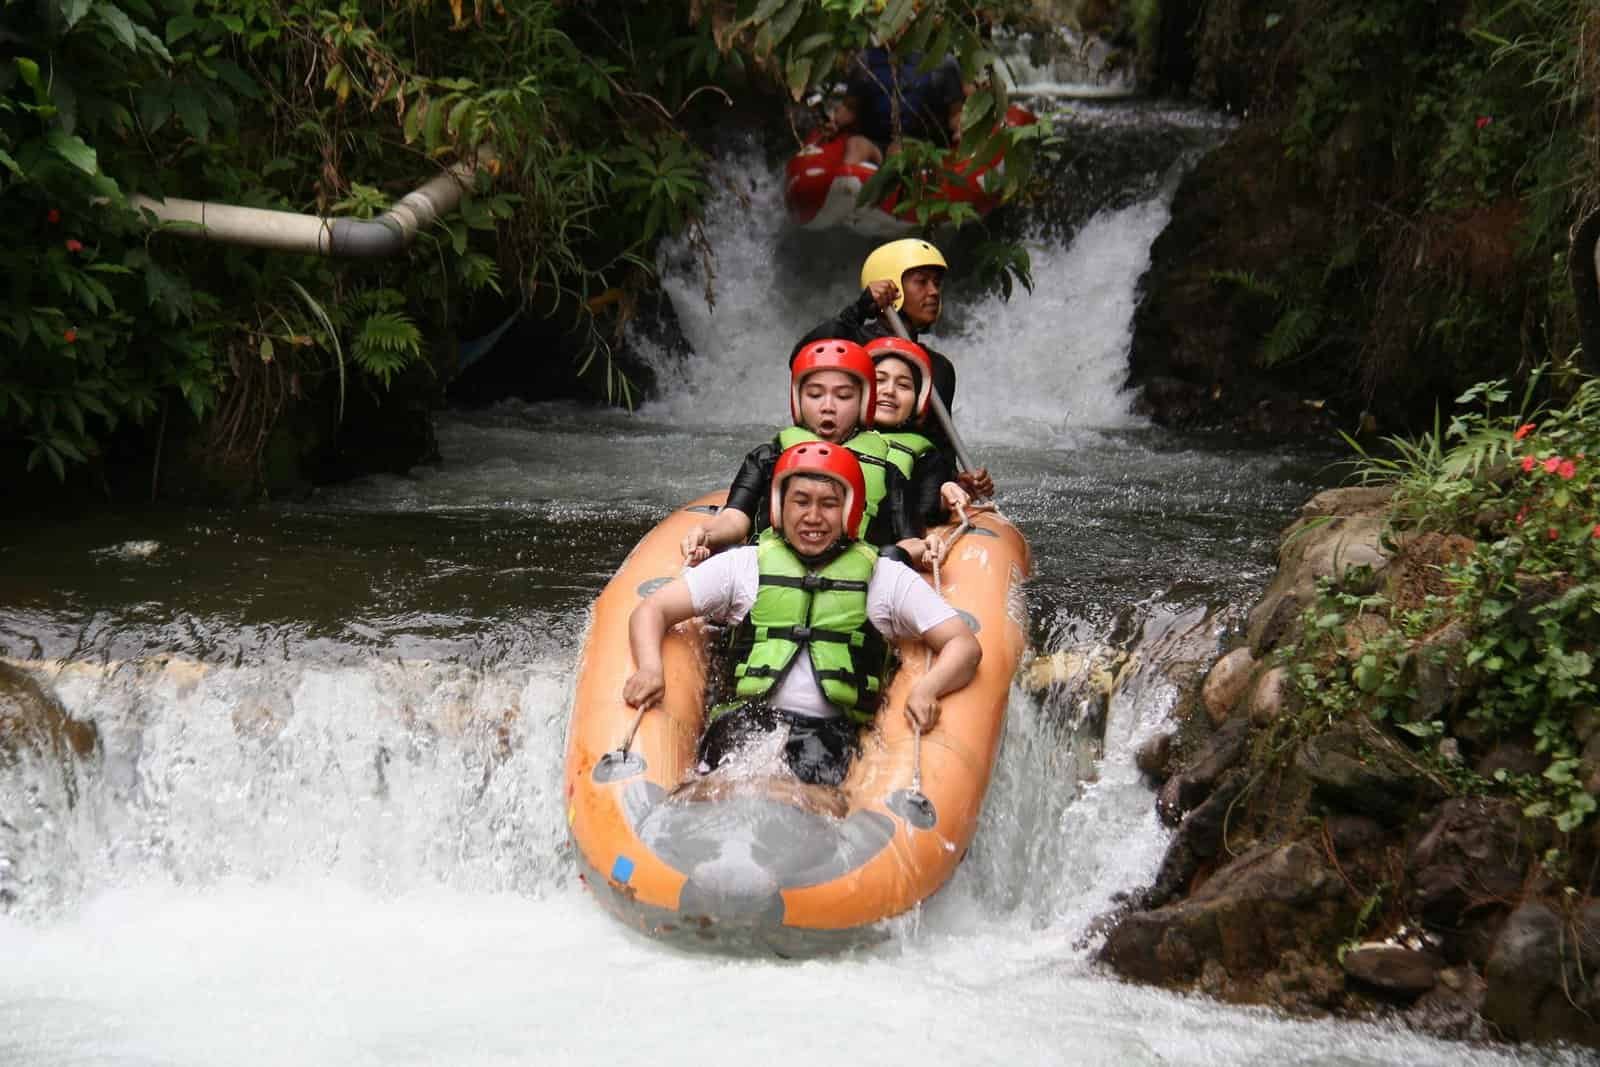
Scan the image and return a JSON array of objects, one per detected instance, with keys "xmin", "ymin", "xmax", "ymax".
[
  {"xmin": 877, "ymin": 429, "xmax": 936, "ymax": 480},
  {"xmin": 774, "ymin": 426, "xmax": 892, "ymax": 541},
  {"xmin": 727, "ymin": 528, "xmax": 889, "ymax": 724}
]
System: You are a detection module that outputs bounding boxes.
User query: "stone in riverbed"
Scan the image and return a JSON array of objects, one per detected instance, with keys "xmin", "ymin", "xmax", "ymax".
[
  {"xmin": 1201, "ymin": 647, "xmax": 1255, "ymax": 725},
  {"xmin": 1341, "ymin": 944, "xmax": 1442, "ymax": 1000},
  {"xmin": 1482, "ymin": 900, "xmax": 1600, "ymax": 1046},
  {"xmin": 0, "ymin": 662, "xmax": 96, "ymax": 765}
]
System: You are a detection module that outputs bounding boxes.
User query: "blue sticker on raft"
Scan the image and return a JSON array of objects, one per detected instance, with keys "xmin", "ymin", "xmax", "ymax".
[
  {"xmin": 611, "ymin": 854, "xmax": 636, "ymax": 884},
  {"xmin": 636, "ymin": 577, "xmax": 672, "ymax": 598}
]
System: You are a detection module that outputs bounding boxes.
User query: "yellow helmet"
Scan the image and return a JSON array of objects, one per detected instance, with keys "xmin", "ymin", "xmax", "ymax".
[{"xmin": 859, "ymin": 239, "xmax": 948, "ymax": 310}]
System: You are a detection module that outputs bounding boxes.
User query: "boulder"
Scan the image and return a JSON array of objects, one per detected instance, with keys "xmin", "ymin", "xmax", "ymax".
[
  {"xmin": 1294, "ymin": 723, "xmax": 1444, "ymax": 826},
  {"xmin": 1246, "ymin": 665, "xmax": 1292, "ymax": 726},
  {"xmin": 1201, "ymin": 647, "xmax": 1256, "ymax": 725},
  {"xmin": 1136, "ymin": 731, "xmax": 1175, "ymax": 783},
  {"xmin": 1407, "ymin": 798, "xmax": 1534, "ymax": 952},
  {"xmin": 1482, "ymin": 900, "xmax": 1600, "ymax": 1046},
  {"xmin": 1341, "ymin": 944, "xmax": 1442, "ymax": 1000},
  {"xmin": 0, "ymin": 662, "xmax": 96, "ymax": 765},
  {"xmin": 1247, "ymin": 509, "xmax": 1391, "ymax": 656},
  {"xmin": 1157, "ymin": 718, "xmax": 1251, "ymax": 825},
  {"xmin": 1100, "ymin": 840, "xmax": 1348, "ymax": 991}
]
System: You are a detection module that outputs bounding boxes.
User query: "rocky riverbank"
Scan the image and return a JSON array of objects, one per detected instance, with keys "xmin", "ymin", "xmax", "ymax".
[{"xmin": 1099, "ymin": 485, "xmax": 1600, "ymax": 1048}]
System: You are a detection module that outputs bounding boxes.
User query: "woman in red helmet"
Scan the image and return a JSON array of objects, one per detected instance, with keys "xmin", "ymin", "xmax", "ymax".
[
  {"xmin": 624, "ymin": 443, "xmax": 981, "ymax": 785},
  {"xmin": 679, "ymin": 338, "xmax": 937, "ymax": 566},
  {"xmin": 867, "ymin": 336, "xmax": 969, "ymax": 526}
]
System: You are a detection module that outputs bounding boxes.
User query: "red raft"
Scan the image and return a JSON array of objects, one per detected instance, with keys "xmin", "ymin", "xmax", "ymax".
[{"xmin": 783, "ymin": 104, "xmax": 1037, "ymax": 235}]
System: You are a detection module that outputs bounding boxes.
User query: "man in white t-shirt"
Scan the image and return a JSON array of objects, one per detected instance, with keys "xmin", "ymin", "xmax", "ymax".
[{"xmin": 624, "ymin": 442, "xmax": 981, "ymax": 786}]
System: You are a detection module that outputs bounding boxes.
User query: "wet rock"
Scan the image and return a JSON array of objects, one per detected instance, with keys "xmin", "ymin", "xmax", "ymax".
[
  {"xmin": 1342, "ymin": 945, "xmax": 1442, "ymax": 1000},
  {"xmin": 1575, "ymin": 706, "xmax": 1600, "ymax": 746},
  {"xmin": 1294, "ymin": 723, "xmax": 1443, "ymax": 826},
  {"xmin": 1405, "ymin": 619, "xmax": 1473, "ymax": 724},
  {"xmin": 1579, "ymin": 730, "xmax": 1600, "ymax": 797},
  {"xmin": 1157, "ymin": 718, "xmax": 1250, "ymax": 825},
  {"xmin": 1246, "ymin": 509, "xmax": 1390, "ymax": 656},
  {"xmin": 1407, "ymin": 798, "xmax": 1531, "ymax": 944},
  {"xmin": 0, "ymin": 662, "xmax": 96, "ymax": 765},
  {"xmin": 1100, "ymin": 840, "xmax": 1346, "ymax": 989},
  {"xmin": 1473, "ymin": 741, "xmax": 1545, "ymax": 782},
  {"xmin": 1246, "ymin": 665, "xmax": 1291, "ymax": 726},
  {"xmin": 1300, "ymin": 486, "xmax": 1396, "ymax": 518},
  {"xmin": 1136, "ymin": 731, "xmax": 1175, "ymax": 783},
  {"xmin": 1323, "ymin": 813, "xmax": 1386, "ymax": 852},
  {"xmin": 1408, "ymin": 966, "xmax": 1490, "ymax": 1041},
  {"xmin": 1201, "ymin": 647, "xmax": 1256, "ymax": 725},
  {"xmin": 1482, "ymin": 900, "xmax": 1600, "ymax": 1046}
]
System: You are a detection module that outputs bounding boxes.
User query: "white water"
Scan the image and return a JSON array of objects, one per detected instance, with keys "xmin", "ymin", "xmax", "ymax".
[{"xmin": 0, "ymin": 110, "xmax": 1580, "ymax": 1064}]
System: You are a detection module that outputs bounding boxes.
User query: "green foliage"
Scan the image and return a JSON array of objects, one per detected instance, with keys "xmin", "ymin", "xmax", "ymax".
[
  {"xmin": 1279, "ymin": 372, "xmax": 1600, "ymax": 833},
  {"xmin": 2, "ymin": 0, "xmax": 1050, "ymax": 486}
]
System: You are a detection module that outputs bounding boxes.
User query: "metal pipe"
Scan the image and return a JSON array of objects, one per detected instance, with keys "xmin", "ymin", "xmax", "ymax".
[{"xmin": 128, "ymin": 159, "xmax": 480, "ymax": 258}]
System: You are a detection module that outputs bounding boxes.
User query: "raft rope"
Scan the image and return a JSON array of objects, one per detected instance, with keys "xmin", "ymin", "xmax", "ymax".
[{"xmin": 908, "ymin": 499, "xmax": 991, "ymax": 796}]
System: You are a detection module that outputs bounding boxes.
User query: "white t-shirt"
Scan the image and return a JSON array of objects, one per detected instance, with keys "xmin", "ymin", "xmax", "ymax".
[{"xmin": 684, "ymin": 546, "xmax": 959, "ymax": 719}]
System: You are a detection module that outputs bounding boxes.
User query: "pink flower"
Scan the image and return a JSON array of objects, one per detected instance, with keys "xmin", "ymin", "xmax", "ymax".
[
  {"xmin": 1543, "ymin": 456, "xmax": 1562, "ymax": 474},
  {"xmin": 1557, "ymin": 459, "xmax": 1577, "ymax": 480},
  {"xmin": 65, "ymin": 238, "xmax": 83, "ymax": 253},
  {"xmin": 1514, "ymin": 423, "xmax": 1535, "ymax": 440},
  {"xmin": 1521, "ymin": 455, "xmax": 1537, "ymax": 472},
  {"xmin": 63, "ymin": 327, "xmax": 77, "ymax": 343},
  {"xmin": 46, "ymin": 208, "xmax": 61, "ymax": 224},
  {"xmin": 1515, "ymin": 506, "xmax": 1528, "ymax": 525},
  {"xmin": 1475, "ymin": 116, "xmax": 1493, "ymax": 129}
]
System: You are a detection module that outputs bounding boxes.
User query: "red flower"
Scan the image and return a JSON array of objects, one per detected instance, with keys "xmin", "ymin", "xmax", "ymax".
[
  {"xmin": 1514, "ymin": 423, "xmax": 1535, "ymax": 440},
  {"xmin": 1515, "ymin": 506, "xmax": 1528, "ymax": 525},
  {"xmin": 1557, "ymin": 459, "xmax": 1577, "ymax": 480},
  {"xmin": 63, "ymin": 327, "xmax": 77, "ymax": 343},
  {"xmin": 65, "ymin": 238, "xmax": 83, "ymax": 253},
  {"xmin": 1548, "ymin": 527, "xmax": 1560, "ymax": 541},
  {"xmin": 46, "ymin": 208, "xmax": 61, "ymax": 224},
  {"xmin": 1543, "ymin": 456, "xmax": 1562, "ymax": 474},
  {"xmin": 1593, "ymin": 523, "xmax": 1600, "ymax": 539},
  {"xmin": 1521, "ymin": 455, "xmax": 1537, "ymax": 472},
  {"xmin": 1475, "ymin": 116, "xmax": 1493, "ymax": 129}
]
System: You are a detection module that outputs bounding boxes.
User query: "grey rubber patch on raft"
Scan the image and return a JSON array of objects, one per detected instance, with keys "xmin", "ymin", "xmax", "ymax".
[
  {"xmin": 633, "ymin": 794, "xmax": 897, "ymax": 893},
  {"xmin": 963, "ymin": 526, "xmax": 999, "ymax": 538},
  {"xmin": 956, "ymin": 609, "xmax": 981, "ymax": 634},
  {"xmin": 886, "ymin": 788, "xmax": 938, "ymax": 830},
  {"xmin": 636, "ymin": 576, "xmax": 673, "ymax": 597},
  {"xmin": 684, "ymin": 505, "xmax": 722, "ymax": 515},
  {"xmin": 593, "ymin": 750, "xmax": 648, "ymax": 783}
]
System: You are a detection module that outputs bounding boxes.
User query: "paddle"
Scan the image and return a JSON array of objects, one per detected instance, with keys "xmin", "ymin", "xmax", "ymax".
[{"xmin": 881, "ymin": 306, "xmax": 979, "ymax": 476}]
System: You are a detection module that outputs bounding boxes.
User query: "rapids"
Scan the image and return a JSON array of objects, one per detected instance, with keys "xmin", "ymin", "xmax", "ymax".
[{"xmin": 0, "ymin": 98, "xmax": 1583, "ymax": 1065}]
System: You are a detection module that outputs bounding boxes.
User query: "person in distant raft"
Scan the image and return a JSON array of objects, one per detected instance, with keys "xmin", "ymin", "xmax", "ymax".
[
  {"xmin": 679, "ymin": 338, "xmax": 938, "ymax": 566},
  {"xmin": 623, "ymin": 442, "xmax": 981, "ymax": 786},
  {"xmin": 823, "ymin": 46, "xmax": 970, "ymax": 167},
  {"xmin": 791, "ymin": 239, "xmax": 995, "ymax": 499}
]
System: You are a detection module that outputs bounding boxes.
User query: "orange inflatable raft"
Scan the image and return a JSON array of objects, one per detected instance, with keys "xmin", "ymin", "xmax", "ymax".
[{"xmin": 564, "ymin": 491, "xmax": 1030, "ymax": 955}]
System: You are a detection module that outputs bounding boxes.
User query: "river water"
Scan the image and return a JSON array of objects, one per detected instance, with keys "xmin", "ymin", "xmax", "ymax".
[{"xmin": 0, "ymin": 100, "xmax": 1583, "ymax": 1065}]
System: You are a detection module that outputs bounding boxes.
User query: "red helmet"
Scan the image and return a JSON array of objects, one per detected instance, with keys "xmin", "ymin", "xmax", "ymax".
[
  {"xmin": 790, "ymin": 339, "xmax": 876, "ymax": 429},
  {"xmin": 769, "ymin": 442, "xmax": 866, "ymax": 540},
  {"xmin": 864, "ymin": 336, "xmax": 933, "ymax": 421}
]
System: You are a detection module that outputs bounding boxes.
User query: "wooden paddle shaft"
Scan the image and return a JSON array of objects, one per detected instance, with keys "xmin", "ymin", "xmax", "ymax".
[{"xmin": 882, "ymin": 306, "xmax": 977, "ymax": 474}]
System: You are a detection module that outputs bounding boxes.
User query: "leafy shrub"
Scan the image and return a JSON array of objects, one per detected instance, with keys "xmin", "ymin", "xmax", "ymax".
[{"xmin": 1280, "ymin": 372, "xmax": 1600, "ymax": 831}]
